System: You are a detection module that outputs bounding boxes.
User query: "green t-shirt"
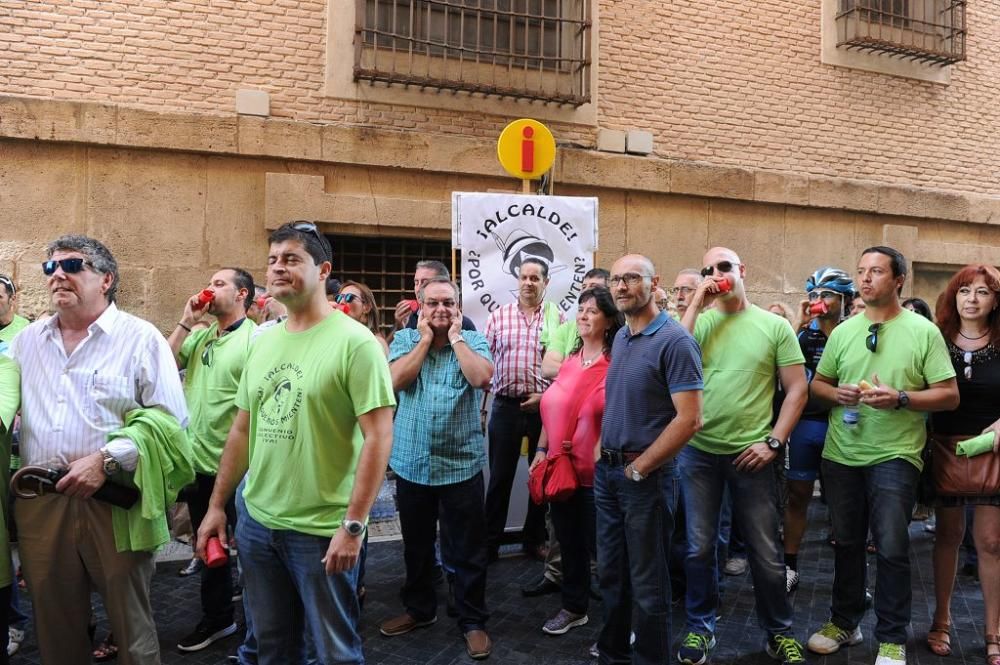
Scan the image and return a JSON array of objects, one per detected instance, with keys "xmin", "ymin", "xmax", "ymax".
[
  {"xmin": 0, "ymin": 315, "xmax": 29, "ymax": 350},
  {"xmin": 179, "ymin": 319, "xmax": 256, "ymax": 475},
  {"xmin": 236, "ymin": 312, "xmax": 396, "ymax": 536},
  {"xmin": 690, "ymin": 305, "xmax": 805, "ymax": 454},
  {"xmin": 816, "ymin": 309, "xmax": 955, "ymax": 470},
  {"xmin": 548, "ymin": 319, "xmax": 579, "ymax": 358},
  {"xmin": 0, "ymin": 355, "xmax": 18, "ymax": 588}
]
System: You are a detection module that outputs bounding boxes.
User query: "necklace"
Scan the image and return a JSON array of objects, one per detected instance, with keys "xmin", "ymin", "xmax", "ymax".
[
  {"xmin": 580, "ymin": 349, "xmax": 604, "ymax": 367},
  {"xmin": 959, "ymin": 328, "xmax": 989, "ymax": 340}
]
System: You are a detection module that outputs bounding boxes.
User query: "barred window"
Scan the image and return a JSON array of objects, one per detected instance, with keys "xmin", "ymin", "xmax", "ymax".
[
  {"xmin": 836, "ymin": 0, "xmax": 966, "ymax": 65},
  {"xmin": 355, "ymin": 0, "xmax": 592, "ymax": 106}
]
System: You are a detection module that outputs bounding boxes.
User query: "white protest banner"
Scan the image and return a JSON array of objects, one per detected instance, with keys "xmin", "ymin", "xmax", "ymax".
[{"xmin": 452, "ymin": 192, "xmax": 599, "ymax": 329}]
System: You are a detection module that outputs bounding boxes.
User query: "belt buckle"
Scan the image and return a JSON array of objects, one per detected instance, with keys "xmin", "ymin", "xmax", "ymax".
[{"xmin": 11, "ymin": 466, "xmax": 60, "ymax": 499}]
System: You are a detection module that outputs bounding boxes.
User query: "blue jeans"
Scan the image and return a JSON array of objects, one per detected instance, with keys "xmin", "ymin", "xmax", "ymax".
[
  {"xmin": 237, "ymin": 509, "xmax": 362, "ymax": 665},
  {"xmin": 822, "ymin": 457, "xmax": 919, "ymax": 644},
  {"xmin": 679, "ymin": 445, "xmax": 792, "ymax": 638},
  {"xmin": 595, "ymin": 460, "xmax": 678, "ymax": 665}
]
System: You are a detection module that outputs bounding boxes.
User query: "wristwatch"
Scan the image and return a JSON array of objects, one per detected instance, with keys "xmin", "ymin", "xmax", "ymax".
[
  {"xmin": 341, "ymin": 519, "xmax": 366, "ymax": 537},
  {"xmin": 896, "ymin": 390, "xmax": 910, "ymax": 410},
  {"xmin": 624, "ymin": 463, "xmax": 645, "ymax": 482},
  {"xmin": 99, "ymin": 446, "xmax": 121, "ymax": 476},
  {"xmin": 764, "ymin": 435, "xmax": 785, "ymax": 450}
]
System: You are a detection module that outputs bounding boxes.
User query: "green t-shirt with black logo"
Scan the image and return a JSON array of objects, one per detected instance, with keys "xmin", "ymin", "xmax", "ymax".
[
  {"xmin": 179, "ymin": 319, "xmax": 256, "ymax": 475},
  {"xmin": 0, "ymin": 354, "xmax": 18, "ymax": 589},
  {"xmin": 816, "ymin": 308, "xmax": 955, "ymax": 470},
  {"xmin": 236, "ymin": 311, "xmax": 396, "ymax": 536},
  {"xmin": 690, "ymin": 305, "xmax": 805, "ymax": 454}
]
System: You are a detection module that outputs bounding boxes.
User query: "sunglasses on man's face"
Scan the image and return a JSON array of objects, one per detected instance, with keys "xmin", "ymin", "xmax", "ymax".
[
  {"xmin": 42, "ymin": 258, "xmax": 92, "ymax": 276},
  {"xmin": 335, "ymin": 293, "xmax": 359, "ymax": 305},
  {"xmin": 808, "ymin": 290, "xmax": 839, "ymax": 301},
  {"xmin": 865, "ymin": 323, "xmax": 880, "ymax": 353},
  {"xmin": 700, "ymin": 261, "xmax": 738, "ymax": 278}
]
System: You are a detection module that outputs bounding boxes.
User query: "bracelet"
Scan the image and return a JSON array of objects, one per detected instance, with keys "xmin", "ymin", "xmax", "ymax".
[
  {"xmin": 177, "ymin": 322, "xmax": 192, "ymax": 332},
  {"xmin": 536, "ymin": 447, "xmax": 548, "ymax": 453}
]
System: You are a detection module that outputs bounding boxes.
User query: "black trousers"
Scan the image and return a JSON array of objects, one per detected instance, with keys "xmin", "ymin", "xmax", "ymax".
[
  {"xmin": 484, "ymin": 396, "xmax": 545, "ymax": 553},
  {"xmin": 396, "ymin": 473, "xmax": 490, "ymax": 632},
  {"xmin": 186, "ymin": 472, "xmax": 237, "ymax": 626}
]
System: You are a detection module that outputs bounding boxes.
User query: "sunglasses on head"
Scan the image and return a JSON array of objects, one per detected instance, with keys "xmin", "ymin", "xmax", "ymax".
[
  {"xmin": 291, "ymin": 221, "xmax": 325, "ymax": 246},
  {"xmin": 700, "ymin": 261, "xmax": 738, "ymax": 278},
  {"xmin": 865, "ymin": 323, "xmax": 880, "ymax": 353},
  {"xmin": 335, "ymin": 293, "xmax": 359, "ymax": 304},
  {"xmin": 42, "ymin": 258, "xmax": 91, "ymax": 276}
]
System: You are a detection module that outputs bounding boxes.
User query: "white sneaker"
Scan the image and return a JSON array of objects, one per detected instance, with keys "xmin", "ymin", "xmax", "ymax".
[
  {"xmin": 723, "ymin": 557, "xmax": 748, "ymax": 576},
  {"xmin": 874, "ymin": 642, "xmax": 905, "ymax": 665},
  {"xmin": 7, "ymin": 626, "xmax": 24, "ymax": 656},
  {"xmin": 807, "ymin": 621, "xmax": 863, "ymax": 654},
  {"xmin": 785, "ymin": 566, "xmax": 800, "ymax": 593}
]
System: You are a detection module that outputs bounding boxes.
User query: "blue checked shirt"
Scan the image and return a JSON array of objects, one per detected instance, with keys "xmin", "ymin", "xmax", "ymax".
[{"xmin": 389, "ymin": 328, "xmax": 492, "ymax": 486}]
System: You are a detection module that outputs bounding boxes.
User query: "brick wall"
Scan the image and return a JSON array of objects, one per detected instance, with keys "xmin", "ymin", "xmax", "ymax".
[{"xmin": 2, "ymin": 0, "xmax": 998, "ymax": 193}]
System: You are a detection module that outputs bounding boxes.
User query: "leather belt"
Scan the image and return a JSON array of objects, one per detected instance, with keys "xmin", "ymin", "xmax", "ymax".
[{"xmin": 599, "ymin": 449, "xmax": 642, "ymax": 466}]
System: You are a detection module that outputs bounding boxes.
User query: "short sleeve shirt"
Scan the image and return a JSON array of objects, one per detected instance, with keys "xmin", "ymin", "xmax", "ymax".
[
  {"xmin": 389, "ymin": 329, "xmax": 491, "ymax": 486},
  {"xmin": 236, "ymin": 312, "xmax": 397, "ymax": 536},
  {"xmin": 0, "ymin": 315, "xmax": 29, "ymax": 353},
  {"xmin": 602, "ymin": 311, "xmax": 703, "ymax": 452},
  {"xmin": 548, "ymin": 320, "xmax": 580, "ymax": 358},
  {"xmin": 178, "ymin": 318, "xmax": 256, "ymax": 475},
  {"xmin": 691, "ymin": 305, "xmax": 805, "ymax": 454},
  {"xmin": 817, "ymin": 309, "xmax": 955, "ymax": 470}
]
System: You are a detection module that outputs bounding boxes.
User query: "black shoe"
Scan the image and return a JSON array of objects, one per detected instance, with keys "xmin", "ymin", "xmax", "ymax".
[
  {"xmin": 177, "ymin": 621, "xmax": 238, "ymax": 652},
  {"xmin": 231, "ymin": 586, "xmax": 243, "ymax": 602},
  {"xmin": 521, "ymin": 576, "xmax": 560, "ymax": 597}
]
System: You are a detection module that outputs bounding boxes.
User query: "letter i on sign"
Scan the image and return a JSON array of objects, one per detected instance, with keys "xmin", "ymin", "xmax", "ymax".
[{"xmin": 521, "ymin": 126, "xmax": 535, "ymax": 173}]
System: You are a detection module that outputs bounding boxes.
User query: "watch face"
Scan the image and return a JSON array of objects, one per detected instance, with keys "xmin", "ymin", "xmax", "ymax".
[{"xmin": 630, "ymin": 468, "xmax": 642, "ymax": 481}]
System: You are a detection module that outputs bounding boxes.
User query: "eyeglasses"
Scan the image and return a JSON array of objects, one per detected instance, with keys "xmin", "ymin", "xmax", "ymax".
[
  {"xmin": 290, "ymin": 221, "xmax": 328, "ymax": 255},
  {"xmin": 669, "ymin": 286, "xmax": 695, "ymax": 296},
  {"xmin": 42, "ymin": 258, "xmax": 92, "ymax": 276},
  {"xmin": 424, "ymin": 299, "xmax": 457, "ymax": 309},
  {"xmin": 865, "ymin": 323, "xmax": 880, "ymax": 353},
  {"xmin": 964, "ymin": 351, "xmax": 973, "ymax": 380},
  {"xmin": 201, "ymin": 339, "xmax": 216, "ymax": 367},
  {"xmin": 700, "ymin": 261, "xmax": 738, "ymax": 278},
  {"xmin": 807, "ymin": 290, "xmax": 839, "ymax": 301},
  {"xmin": 608, "ymin": 273, "xmax": 649, "ymax": 287},
  {"xmin": 335, "ymin": 293, "xmax": 358, "ymax": 304}
]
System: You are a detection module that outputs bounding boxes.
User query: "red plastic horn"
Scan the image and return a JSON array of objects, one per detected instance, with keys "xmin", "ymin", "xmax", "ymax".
[
  {"xmin": 205, "ymin": 536, "xmax": 228, "ymax": 568},
  {"xmin": 193, "ymin": 289, "xmax": 215, "ymax": 310}
]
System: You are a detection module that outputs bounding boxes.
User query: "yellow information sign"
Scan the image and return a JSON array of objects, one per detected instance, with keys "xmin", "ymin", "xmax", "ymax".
[{"xmin": 497, "ymin": 118, "xmax": 556, "ymax": 180}]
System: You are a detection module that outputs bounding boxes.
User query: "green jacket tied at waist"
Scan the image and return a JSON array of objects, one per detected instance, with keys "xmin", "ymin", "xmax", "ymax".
[{"xmin": 109, "ymin": 408, "xmax": 194, "ymax": 553}]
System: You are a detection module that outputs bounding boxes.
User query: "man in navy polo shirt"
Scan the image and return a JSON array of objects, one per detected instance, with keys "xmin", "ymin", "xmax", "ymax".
[{"xmin": 596, "ymin": 254, "xmax": 704, "ymax": 665}]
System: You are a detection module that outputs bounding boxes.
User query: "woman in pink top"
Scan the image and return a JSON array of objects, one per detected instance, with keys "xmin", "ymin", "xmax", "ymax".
[{"xmin": 530, "ymin": 287, "xmax": 624, "ymax": 636}]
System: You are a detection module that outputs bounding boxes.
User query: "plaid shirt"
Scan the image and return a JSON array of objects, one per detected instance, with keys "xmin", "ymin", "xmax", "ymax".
[
  {"xmin": 484, "ymin": 301, "xmax": 559, "ymax": 398},
  {"xmin": 388, "ymin": 329, "xmax": 492, "ymax": 486}
]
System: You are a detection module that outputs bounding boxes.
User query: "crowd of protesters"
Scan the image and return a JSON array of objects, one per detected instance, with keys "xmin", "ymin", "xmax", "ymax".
[{"xmin": 0, "ymin": 225, "xmax": 998, "ymax": 665}]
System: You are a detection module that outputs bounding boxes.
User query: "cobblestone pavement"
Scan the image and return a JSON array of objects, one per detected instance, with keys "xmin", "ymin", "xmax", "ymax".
[{"xmin": 6, "ymin": 506, "xmax": 989, "ymax": 664}]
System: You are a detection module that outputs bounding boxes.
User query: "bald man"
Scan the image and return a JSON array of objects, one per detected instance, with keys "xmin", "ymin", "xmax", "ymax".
[
  {"xmin": 677, "ymin": 247, "xmax": 808, "ymax": 665},
  {"xmin": 596, "ymin": 254, "xmax": 703, "ymax": 665}
]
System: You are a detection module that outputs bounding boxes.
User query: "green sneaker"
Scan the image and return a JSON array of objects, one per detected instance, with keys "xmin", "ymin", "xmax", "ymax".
[
  {"xmin": 875, "ymin": 642, "xmax": 906, "ymax": 665},
  {"xmin": 767, "ymin": 635, "xmax": 806, "ymax": 665},
  {"xmin": 677, "ymin": 632, "xmax": 716, "ymax": 665},
  {"xmin": 807, "ymin": 620, "xmax": 863, "ymax": 654}
]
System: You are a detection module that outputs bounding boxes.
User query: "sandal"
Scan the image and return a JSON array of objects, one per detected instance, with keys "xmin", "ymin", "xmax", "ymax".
[
  {"xmin": 93, "ymin": 633, "xmax": 118, "ymax": 663},
  {"xmin": 986, "ymin": 633, "xmax": 1000, "ymax": 665},
  {"xmin": 926, "ymin": 623, "xmax": 951, "ymax": 657}
]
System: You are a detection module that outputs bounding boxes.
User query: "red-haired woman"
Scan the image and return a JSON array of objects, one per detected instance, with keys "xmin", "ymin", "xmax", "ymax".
[{"xmin": 928, "ymin": 264, "xmax": 1000, "ymax": 663}]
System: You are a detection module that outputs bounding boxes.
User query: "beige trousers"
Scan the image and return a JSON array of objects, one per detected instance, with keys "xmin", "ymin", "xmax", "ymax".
[{"xmin": 16, "ymin": 493, "xmax": 160, "ymax": 665}]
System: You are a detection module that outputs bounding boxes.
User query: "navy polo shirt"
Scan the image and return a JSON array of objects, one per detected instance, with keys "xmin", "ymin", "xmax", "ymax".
[{"xmin": 602, "ymin": 310, "xmax": 703, "ymax": 452}]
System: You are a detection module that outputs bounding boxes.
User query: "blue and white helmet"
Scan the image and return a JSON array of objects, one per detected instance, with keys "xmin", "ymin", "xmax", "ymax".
[{"xmin": 806, "ymin": 267, "xmax": 855, "ymax": 296}]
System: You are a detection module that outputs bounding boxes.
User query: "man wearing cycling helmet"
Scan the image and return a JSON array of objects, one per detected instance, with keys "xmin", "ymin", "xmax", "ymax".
[{"xmin": 783, "ymin": 267, "xmax": 855, "ymax": 593}]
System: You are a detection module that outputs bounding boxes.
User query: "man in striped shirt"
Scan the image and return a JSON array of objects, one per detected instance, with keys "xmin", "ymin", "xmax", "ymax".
[
  {"xmin": 9, "ymin": 235, "xmax": 188, "ymax": 665},
  {"xmin": 379, "ymin": 277, "xmax": 494, "ymax": 659},
  {"xmin": 483, "ymin": 257, "xmax": 562, "ymax": 562}
]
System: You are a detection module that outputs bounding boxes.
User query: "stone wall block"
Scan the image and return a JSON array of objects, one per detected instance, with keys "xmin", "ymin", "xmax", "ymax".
[
  {"xmin": 627, "ymin": 193, "xmax": 710, "ymax": 279},
  {"xmin": 754, "ymin": 171, "xmax": 810, "ymax": 207},
  {"xmin": 0, "ymin": 142, "xmax": 84, "ymax": 240},
  {"xmin": 205, "ymin": 157, "xmax": 273, "ymax": 269},
  {"xmin": 670, "ymin": 163, "xmax": 754, "ymax": 200},
  {"xmin": 707, "ymin": 200, "xmax": 784, "ymax": 292},
  {"xmin": 237, "ymin": 117, "xmax": 322, "ymax": 161},
  {"xmin": 0, "ymin": 97, "xmax": 117, "ymax": 144},
  {"xmin": 116, "ymin": 109, "xmax": 238, "ymax": 154},
  {"xmin": 808, "ymin": 178, "xmax": 879, "ymax": 212},
  {"xmin": 877, "ymin": 186, "xmax": 970, "ymax": 221},
  {"xmin": 969, "ymin": 196, "xmax": 1000, "ymax": 226}
]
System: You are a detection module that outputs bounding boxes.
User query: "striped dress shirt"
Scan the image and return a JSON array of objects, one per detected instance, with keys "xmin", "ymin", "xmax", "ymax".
[
  {"xmin": 8, "ymin": 303, "xmax": 188, "ymax": 468},
  {"xmin": 484, "ymin": 301, "xmax": 556, "ymax": 398}
]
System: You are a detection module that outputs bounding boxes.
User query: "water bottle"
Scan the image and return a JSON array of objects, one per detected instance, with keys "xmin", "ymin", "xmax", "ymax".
[{"xmin": 842, "ymin": 405, "xmax": 859, "ymax": 429}]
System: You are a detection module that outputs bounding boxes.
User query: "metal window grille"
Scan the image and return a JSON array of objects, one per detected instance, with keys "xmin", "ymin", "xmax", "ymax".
[
  {"xmin": 354, "ymin": 0, "xmax": 592, "ymax": 106},
  {"xmin": 836, "ymin": 0, "xmax": 966, "ymax": 65},
  {"xmin": 329, "ymin": 233, "xmax": 458, "ymax": 338}
]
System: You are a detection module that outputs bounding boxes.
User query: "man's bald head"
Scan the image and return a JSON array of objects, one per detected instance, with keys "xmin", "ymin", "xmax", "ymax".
[{"xmin": 703, "ymin": 247, "xmax": 741, "ymax": 266}]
